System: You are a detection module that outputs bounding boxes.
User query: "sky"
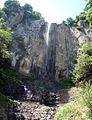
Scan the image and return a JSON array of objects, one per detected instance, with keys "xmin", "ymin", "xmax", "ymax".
[{"xmin": 1, "ymin": 0, "xmax": 87, "ymax": 24}]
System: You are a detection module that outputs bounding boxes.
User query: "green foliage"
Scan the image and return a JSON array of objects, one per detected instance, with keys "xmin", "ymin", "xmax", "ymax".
[
  {"xmin": 0, "ymin": 9, "xmax": 8, "ymax": 29},
  {"xmin": 59, "ymin": 79, "xmax": 75, "ymax": 89},
  {"xmin": 0, "ymin": 18, "xmax": 6, "ymax": 29},
  {"xmin": 66, "ymin": 17, "xmax": 74, "ymax": 26},
  {"xmin": 72, "ymin": 43, "xmax": 92, "ymax": 86},
  {"xmin": 0, "ymin": 10, "xmax": 7, "ymax": 20},
  {"xmin": 54, "ymin": 103, "xmax": 82, "ymax": 120},
  {"xmin": 81, "ymin": 43, "xmax": 92, "ymax": 55},
  {"xmin": 85, "ymin": 0, "xmax": 92, "ymax": 28},
  {"xmin": 0, "ymin": 8, "xmax": 12, "ymax": 64},
  {"xmin": 81, "ymin": 83, "xmax": 92, "ymax": 113},
  {"xmin": 4, "ymin": 0, "xmax": 20, "ymax": 8},
  {"xmin": 62, "ymin": 10, "xmax": 89, "ymax": 30},
  {"xmin": 1, "ymin": 0, "xmax": 44, "ymax": 22},
  {"xmin": 4, "ymin": 0, "xmax": 20, "ymax": 10},
  {"xmin": 78, "ymin": 12, "xmax": 86, "ymax": 21},
  {"xmin": 22, "ymin": 3, "xmax": 44, "ymax": 21},
  {"xmin": 23, "ymin": 3, "xmax": 33, "ymax": 12},
  {"xmin": 2, "ymin": 0, "xmax": 20, "ymax": 17},
  {"xmin": 54, "ymin": 96, "xmax": 91, "ymax": 120},
  {"xmin": 0, "ymin": 29, "xmax": 11, "ymax": 59},
  {"xmin": 0, "ymin": 92, "xmax": 21, "ymax": 105},
  {"xmin": 2, "ymin": 7, "xmax": 9, "ymax": 16},
  {"xmin": 0, "ymin": 92, "xmax": 9, "ymax": 102},
  {"xmin": 0, "ymin": 67, "xmax": 35, "ymax": 104},
  {"xmin": 74, "ymin": 12, "xmax": 86, "ymax": 27},
  {"xmin": 62, "ymin": 20, "xmax": 66, "ymax": 24},
  {"xmin": 62, "ymin": 14, "xmax": 86, "ymax": 30},
  {"xmin": 0, "ymin": 67, "xmax": 35, "ymax": 88},
  {"xmin": 57, "ymin": 106, "xmax": 77, "ymax": 120},
  {"xmin": 31, "ymin": 11, "xmax": 43, "ymax": 20},
  {"xmin": 76, "ymin": 26, "xmax": 83, "ymax": 30},
  {"xmin": 0, "ymin": 67, "xmax": 22, "ymax": 89}
]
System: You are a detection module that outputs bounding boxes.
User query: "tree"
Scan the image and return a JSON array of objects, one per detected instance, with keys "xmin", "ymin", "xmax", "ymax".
[
  {"xmin": 0, "ymin": 29, "xmax": 11, "ymax": 59},
  {"xmin": 66, "ymin": 17, "xmax": 74, "ymax": 26},
  {"xmin": 31, "ymin": 11, "xmax": 43, "ymax": 20},
  {"xmin": 72, "ymin": 43, "xmax": 92, "ymax": 86},
  {"xmin": 4, "ymin": 0, "xmax": 20, "ymax": 8},
  {"xmin": 85, "ymin": 0, "xmax": 92, "ymax": 28},
  {"xmin": 0, "ymin": 10, "xmax": 7, "ymax": 20},
  {"xmin": 23, "ymin": 3, "xmax": 33, "ymax": 12},
  {"xmin": 22, "ymin": 3, "xmax": 44, "ymax": 21},
  {"xmin": 4, "ymin": 0, "xmax": 20, "ymax": 15},
  {"xmin": 62, "ymin": 20, "xmax": 67, "ymax": 24},
  {"xmin": 0, "ymin": 10, "xmax": 11, "ymax": 65}
]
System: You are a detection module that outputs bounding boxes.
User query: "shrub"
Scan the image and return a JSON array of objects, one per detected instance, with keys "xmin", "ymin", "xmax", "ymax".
[
  {"xmin": 66, "ymin": 17, "xmax": 74, "ymax": 26},
  {"xmin": 54, "ymin": 101, "xmax": 89, "ymax": 120},
  {"xmin": 76, "ymin": 26, "xmax": 83, "ymax": 30},
  {"xmin": 59, "ymin": 79, "xmax": 75, "ymax": 89},
  {"xmin": 81, "ymin": 83, "xmax": 92, "ymax": 113},
  {"xmin": 81, "ymin": 43, "xmax": 92, "ymax": 55},
  {"xmin": 54, "ymin": 105, "xmax": 78, "ymax": 120},
  {"xmin": 72, "ymin": 43, "xmax": 92, "ymax": 86}
]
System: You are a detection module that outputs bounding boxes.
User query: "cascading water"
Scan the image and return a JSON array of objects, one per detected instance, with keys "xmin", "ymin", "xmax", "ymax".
[{"xmin": 46, "ymin": 23, "xmax": 51, "ymax": 45}]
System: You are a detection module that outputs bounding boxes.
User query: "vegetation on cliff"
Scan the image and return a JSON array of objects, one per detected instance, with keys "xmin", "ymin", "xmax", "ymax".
[
  {"xmin": 72, "ymin": 43, "xmax": 92, "ymax": 86},
  {"xmin": 2, "ymin": 0, "xmax": 44, "ymax": 21},
  {"xmin": 62, "ymin": 12, "xmax": 86, "ymax": 30},
  {"xmin": 55, "ymin": 43, "xmax": 92, "ymax": 120},
  {"xmin": 55, "ymin": 1, "xmax": 92, "ymax": 119},
  {"xmin": 0, "ymin": 3, "xmax": 17, "ymax": 103},
  {"xmin": 0, "ymin": 0, "xmax": 92, "ymax": 119},
  {"xmin": 62, "ymin": 0, "xmax": 92, "ymax": 29},
  {"xmin": 0, "ymin": 0, "xmax": 38, "ymax": 104},
  {"xmin": 85, "ymin": 0, "xmax": 92, "ymax": 28}
]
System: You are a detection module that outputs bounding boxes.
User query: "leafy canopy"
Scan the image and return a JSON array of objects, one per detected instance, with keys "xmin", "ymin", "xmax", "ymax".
[
  {"xmin": 0, "ymin": 7, "xmax": 11, "ymax": 61},
  {"xmin": 85, "ymin": 0, "xmax": 92, "ymax": 28},
  {"xmin": 4, "ymin": 0, "xmax": 20, "ymax": 8},
  {"xmin": 72, "ymin": 43, "xmax": 92, "ymax": 86},
  {"xmin": 23, "ymin": 3, "xmax": 33, "ymax": 12}
]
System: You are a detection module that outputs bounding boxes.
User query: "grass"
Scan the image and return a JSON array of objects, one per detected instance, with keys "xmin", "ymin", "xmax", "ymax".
[
  {"xmin": 0, "ymin": 67, "xmax": 36, "ymax": 82},
  {"xmin": 0, "ymin": 92, "xmax": 21, "ymax": 106},
  {"xmin": 0, "ymin": 67, "xmax": 36, "ymax": 88},
  {"xmin": 59, "ymin": 79, "xmax": 75, "ymax": 89},
  {"xmin": 0, "ymin": 67, "xmax": 35, "ymax": 105},
  {"xmin": 54, "ymin": 83, "xmax": 92, "ymax": 120},
  {"xmin": 54, "ymin": 99, "xmax": 91, "ymax": 120}
]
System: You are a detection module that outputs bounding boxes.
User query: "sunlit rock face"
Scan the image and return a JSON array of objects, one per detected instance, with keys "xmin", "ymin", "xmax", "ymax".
[
  {"xmin": 8, "ymin": 9, "xmax": 92, "ymax": 81},
  {"xmin": 10, "ymin": 20, "xmax": 47, "ymax": 78}
]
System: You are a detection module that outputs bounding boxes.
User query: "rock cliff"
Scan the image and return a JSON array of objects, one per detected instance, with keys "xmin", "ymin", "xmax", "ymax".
[{"xmin": 8, "ymin": 7, "xmax": 92, "ymax": 81}]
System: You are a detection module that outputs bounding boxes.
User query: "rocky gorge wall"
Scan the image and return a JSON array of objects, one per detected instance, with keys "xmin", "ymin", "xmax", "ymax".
[{"xmin": 8, "ymin": 8, "xmax": 92, "ymax": 81}]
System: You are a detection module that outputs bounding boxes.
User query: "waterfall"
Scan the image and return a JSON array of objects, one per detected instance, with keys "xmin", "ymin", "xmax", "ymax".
[{"xmin": 46, "ymin": 23, "xmax": 51, "ymax": 45}]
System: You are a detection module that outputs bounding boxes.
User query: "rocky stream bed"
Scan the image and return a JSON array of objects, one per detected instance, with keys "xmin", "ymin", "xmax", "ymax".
[{"xmin": 6, "ymin": 79, "xmax": 80, "ymax": 120}]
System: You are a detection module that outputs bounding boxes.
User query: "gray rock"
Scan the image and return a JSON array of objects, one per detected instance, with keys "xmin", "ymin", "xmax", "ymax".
[{"xmin": 7, "ymin": 7, "xmax": 92, "ymax": 81}]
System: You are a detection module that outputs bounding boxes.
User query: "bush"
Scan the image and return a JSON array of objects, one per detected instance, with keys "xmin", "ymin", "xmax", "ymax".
[
  {"xmin": 54, "ymin": 105, "xmax": 78, "ymax": 120},
  {"xmin": 76, "ymin": 26, "xmax": 83, "ymax": 30},
  {"xmin": 81, "ymin": 83, "xmax": 92, "ymax": 113},
  {"xmin": 54, "ymin": 100, "xmax": 89, "ymax": 120},
  {"xmin": 72, "ymin": 43, "xmax": 92, "ymax": 86},
  {"xmin": 59, "ymin": 79, "xmax": 75, "ymax": 89},
  {"xmin": 81, "ymin": 43, "xmax": 92, "ymax": 55},
  {"xmin": 66, "ymin": 17, "xmax": 74, "ymax": 26}
]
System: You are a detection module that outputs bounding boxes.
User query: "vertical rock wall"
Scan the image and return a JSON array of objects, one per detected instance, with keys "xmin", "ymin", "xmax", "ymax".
[{"xmin": 8, "ymin": 9, "xmax": 92, "ymax": 81}]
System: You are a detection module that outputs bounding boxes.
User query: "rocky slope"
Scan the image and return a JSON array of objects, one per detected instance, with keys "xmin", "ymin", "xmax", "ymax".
[
  {"xmin": 8, "ymin": 6, "xmax": 92, "ymax": 81},
  {"xmin": 7, "ymin": 79, "xmax": 80, "ymax": 120}
]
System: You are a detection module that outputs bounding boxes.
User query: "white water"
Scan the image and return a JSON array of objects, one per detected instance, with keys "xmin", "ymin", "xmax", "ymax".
[{"xmin": 46, "ymin": 23, "xmax": 51, "ymax": 45}]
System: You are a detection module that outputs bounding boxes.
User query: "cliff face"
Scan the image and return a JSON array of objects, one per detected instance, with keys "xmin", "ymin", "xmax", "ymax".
[{"xmin": 8, "ymin": 8, "xmax": 92, "ymax": 81}]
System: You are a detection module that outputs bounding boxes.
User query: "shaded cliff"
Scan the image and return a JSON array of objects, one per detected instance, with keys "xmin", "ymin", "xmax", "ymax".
[{"xmin": 7, "ymin": 6, "xmax": 92, "ymax": 81}]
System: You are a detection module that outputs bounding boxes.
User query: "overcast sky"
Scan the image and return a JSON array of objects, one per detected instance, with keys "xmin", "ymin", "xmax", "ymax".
[{"xmin": 1, "ymin": 0, "xmax": 87, "ymax": 23}]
